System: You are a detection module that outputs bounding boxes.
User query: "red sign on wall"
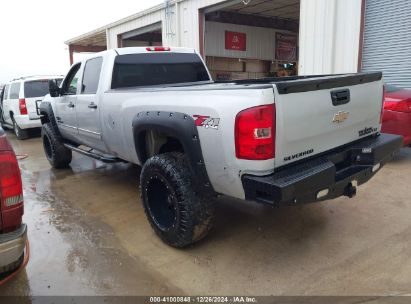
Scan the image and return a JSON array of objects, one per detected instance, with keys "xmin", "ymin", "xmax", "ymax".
[
  {"xmin": 225, "ymin": 31, "xmax": 247, "ymax": 51},
  {"xmin": 275, "ymin": 33, "xmax": 297, "ymax": 61}
]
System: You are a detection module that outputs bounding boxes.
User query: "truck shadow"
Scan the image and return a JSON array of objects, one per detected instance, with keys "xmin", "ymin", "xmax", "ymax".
[
  {"xmin": 205, "ymin": 195, "xmax": 330, "ymax": 249},
  {"xmin": 389, "ymin": 147, "xmax": 411, "ymax": 165}
]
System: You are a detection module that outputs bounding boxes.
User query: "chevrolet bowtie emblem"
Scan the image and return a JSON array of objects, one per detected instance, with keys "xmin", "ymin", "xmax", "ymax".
[{"xmin": 333, "ymin": 111, "xmax": 349, "ymax": 123}]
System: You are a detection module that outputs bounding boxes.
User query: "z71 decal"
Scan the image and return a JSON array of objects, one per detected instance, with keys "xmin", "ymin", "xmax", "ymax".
[{"xmin": 193, "ymin": 115, "xmax": 220, "ymax": 130}]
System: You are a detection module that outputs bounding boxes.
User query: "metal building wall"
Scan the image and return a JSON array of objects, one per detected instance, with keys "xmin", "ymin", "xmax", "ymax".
[
  {"xmin": 106, "ymin": 0, "xmax": 227, "ymax": 50},
  {"xmin": 205, "ymin": 21, "xmax": 297, "ymax": 61},
  {"xmin": 299, "ymin": 0, "xmax": 362, "ymax": 75},
  {"xmin": 106, "ymin": 7, "xmax": 164, "ymax": 49},
  {"xmin": 361, "ymin": 0, "xmax": 411, "ymax": 89}
]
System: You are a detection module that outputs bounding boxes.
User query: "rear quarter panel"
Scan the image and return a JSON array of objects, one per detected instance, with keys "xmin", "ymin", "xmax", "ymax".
[{"xmin": 100, "ymin": 87, "xmax": 276, "ymax": 199}]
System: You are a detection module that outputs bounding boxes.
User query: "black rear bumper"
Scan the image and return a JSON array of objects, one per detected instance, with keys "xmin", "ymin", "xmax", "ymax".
[{"xmin": 242, "ymin": 133, "xmax": 403, "ymax": 207}]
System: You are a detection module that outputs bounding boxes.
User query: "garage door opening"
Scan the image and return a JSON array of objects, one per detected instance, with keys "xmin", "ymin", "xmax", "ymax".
[
  {"xmin": 203, "ymin": 0, "xmax": 300, "ymax": 81},
  {"xmin": 119, "ymin": 22, "xmax": 163, "ymax": 48}
]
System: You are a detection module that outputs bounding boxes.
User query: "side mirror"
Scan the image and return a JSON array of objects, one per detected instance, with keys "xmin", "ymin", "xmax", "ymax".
[{"xmin": 49, "ymin": 79, "xmax": 61, "ymax": 97}]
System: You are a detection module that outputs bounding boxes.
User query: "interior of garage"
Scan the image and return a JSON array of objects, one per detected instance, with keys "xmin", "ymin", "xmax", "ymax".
[
  {"xmin": 119, "ymin": 22, "xmax": 163, "ymax": 48},
  {"xmin": 204, "ymin": 0, "xmax": 300, "ymax": 81}
]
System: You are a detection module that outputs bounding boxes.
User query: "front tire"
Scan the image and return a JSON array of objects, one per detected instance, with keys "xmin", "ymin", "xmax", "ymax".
[
  {"xmin": 13, "ymin": 119, "xmax": 29, "ymax": 140},
  {"xmin": 41, "ymin": 123, "xmax": 72, "ymax": 168},
  {"xmin": 140, "ymin": 152, "xmax": 215, "ymax": 248}
]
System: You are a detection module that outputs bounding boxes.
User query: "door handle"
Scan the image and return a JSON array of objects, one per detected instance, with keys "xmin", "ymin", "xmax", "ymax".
[
  {"xmin": 68, "ymin": 102, "xmax": 75, "ymax": 108},
  {"xmin": 88, "ymin": 103, "xmax": 98, "ymax": 109},
  {"xmin": 331, "ymin": 89, "xmax": 350, "ymax": 106}
]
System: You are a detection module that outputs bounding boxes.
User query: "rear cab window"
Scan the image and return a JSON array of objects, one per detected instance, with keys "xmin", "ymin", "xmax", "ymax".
[
  {"xmin": 9, "ymin": 82, "xmax": 21, "ymax": 99},
  {"xmin": 111, "ymin": 53, "xmax": 210, "ymax": 89},
  {"xmin": 385, "ymin": 84, "xmax": 402, "ymax": 93}
]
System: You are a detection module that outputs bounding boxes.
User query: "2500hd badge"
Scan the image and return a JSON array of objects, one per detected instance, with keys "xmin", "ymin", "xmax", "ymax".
[{"xmin": 359, "ymin": 127, "xmax": 378, "ymax": 137}]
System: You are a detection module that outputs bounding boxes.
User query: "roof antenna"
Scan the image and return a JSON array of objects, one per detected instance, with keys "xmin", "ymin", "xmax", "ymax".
[{"xmin": 242, "ymin": 0, "xmax": 252, "ymax": 5}]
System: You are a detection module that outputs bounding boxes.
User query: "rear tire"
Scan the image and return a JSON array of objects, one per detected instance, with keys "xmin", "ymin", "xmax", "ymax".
[
  {"xmin": 0, "ymin": 109, "xmax": 5, "ymax": 129},
  {"xmin": 41, "ymin": 123, "xmax": 72, "ymax": 168},
  {"xmin": 12, "ymin": 119, "xmax": 29, "ymax": 140},
  {"xmin": 140, "ymin": 152, "xmax": 215, "ymax": 248}
]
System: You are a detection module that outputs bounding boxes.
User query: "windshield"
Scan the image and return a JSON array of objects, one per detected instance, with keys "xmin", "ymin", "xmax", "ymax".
[{"xmin": 385, "ymin": 84, "xmax": 403, "ymax": 93}]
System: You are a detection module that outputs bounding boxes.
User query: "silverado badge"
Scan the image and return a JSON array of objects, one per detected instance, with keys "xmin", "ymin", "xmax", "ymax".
[{"xmin": 333, "ymin": 111, "xmax": 349, "ymax": 124}]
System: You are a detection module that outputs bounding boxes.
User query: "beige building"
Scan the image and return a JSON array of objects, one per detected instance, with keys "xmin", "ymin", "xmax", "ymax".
[{"xmin": 66, "ymin": 0, "xmax": 411, "ymax": 88}]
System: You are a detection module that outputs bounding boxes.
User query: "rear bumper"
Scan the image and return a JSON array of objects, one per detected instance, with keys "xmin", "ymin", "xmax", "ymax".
[
  {"xmin": 14, "ymin": 114, "xmax": 41, "ymax": 129},
  {"xmin": 0, "ymin": 224, "xmax": 27, "ymax": 270},
  {"xmin": 242, "ymin": 134, "xmax": 403, "ymax": 206}
]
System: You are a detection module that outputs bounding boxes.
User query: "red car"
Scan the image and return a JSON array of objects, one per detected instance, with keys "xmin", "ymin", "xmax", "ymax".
[
  {"xmin": 382, "ymin": 85, "xmax": 411, "ymax": 147},
  {"xmin": 0, "ymin": 127, "xmax": 27, "ymax": 279}
]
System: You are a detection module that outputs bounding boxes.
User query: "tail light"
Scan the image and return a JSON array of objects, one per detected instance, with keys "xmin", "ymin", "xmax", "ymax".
[
  {"xmin": 146, "ymin": 47, "xmax": 171, "ymax": 52},
  {"xmin": 19, "ymin": 98, "xmax": 27, "ymax": 115},
  {"xmin": 0, "ymin": 134, "xmax": 23, "ymax": 232},
  {"xmin": 380, "ymin": 85, "xmax": 386, "ymax": 124},
  {"xmin": 235, "ymin": 104, "xmax": 275, "ymax": 160},
  {"xmin": 384, "ymin": 100, "xmax": 411, "ymax": 113}
]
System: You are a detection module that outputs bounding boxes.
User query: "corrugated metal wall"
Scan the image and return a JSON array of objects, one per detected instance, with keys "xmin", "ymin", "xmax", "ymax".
[
  {"xmin": 299, "ymin": 0, "xmax": 362, "ymax": 75},
  {"xmin": 107, "ymin": 9, "xmax": 164, "ymax": 49},
  {"xmin": 205, "ymin": 21, "xmax": 297, "ymax": 60},
  {"xmin": 107, "ymin": 0, "xmax": 227, "ymax": 50},
  {"xmin": 362, "ymin": 0, "xmax": 411, "ymax": 89}
]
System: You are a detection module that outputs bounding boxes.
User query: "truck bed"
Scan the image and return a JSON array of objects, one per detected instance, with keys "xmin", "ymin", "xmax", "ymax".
[{"xmin": 108, "ymin": 72, "xmax": 382, "ymax": 95}]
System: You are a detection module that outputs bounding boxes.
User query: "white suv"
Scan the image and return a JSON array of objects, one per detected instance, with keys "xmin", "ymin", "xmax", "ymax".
[{"xmin": 0, "ymin": 76, "xmax": 63, "ymax": 139}]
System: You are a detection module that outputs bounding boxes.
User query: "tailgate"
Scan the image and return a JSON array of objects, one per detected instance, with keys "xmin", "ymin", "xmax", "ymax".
[
  {"xmin": 274, "ymin": 72, "xmax": 383, "ymax": 168},
  {"xmin": 25, "ymin": 97, "xmax": 42, "ymax": 119},
  {"xmin": 23, "ymin": 79, "xmax": 50, "ymax": 120}
]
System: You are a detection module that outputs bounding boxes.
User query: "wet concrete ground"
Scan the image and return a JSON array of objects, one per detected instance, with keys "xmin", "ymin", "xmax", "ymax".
[{"xmin": 1, "ymin": 131, "xmax": 411, "ymax": 296}]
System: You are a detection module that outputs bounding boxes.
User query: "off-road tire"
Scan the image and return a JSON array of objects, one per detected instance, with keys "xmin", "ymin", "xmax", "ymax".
[
  {"xmin": 12, "ymin": 119, "xmax": 29, "ymax": 140},
  {"xmin": 0, "ymin": 109, "xmax": 6, "ymax": 129},
  {"xmin": 41, "ymin": 123, "xmax": 72, "ymax": 168},
  {"xmin": 140, "ymin": 152, "xmax": 215, "ymax": 248}
]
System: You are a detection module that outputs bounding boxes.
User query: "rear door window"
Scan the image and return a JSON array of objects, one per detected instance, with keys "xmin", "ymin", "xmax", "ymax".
[
  {"xmin": 81, "ymin": 57, "xmax": 103, "ymax": 94},
  {"xmin": 24, "ymin": 80, "xmax": 50, "ymax": 98},
  {"xmin": 9, "ymin": 83, "xmax": 21, "ymax": 99},
  {"xmin": 111, "ymin": 53, "xmax": 210, "ymax": 89}
]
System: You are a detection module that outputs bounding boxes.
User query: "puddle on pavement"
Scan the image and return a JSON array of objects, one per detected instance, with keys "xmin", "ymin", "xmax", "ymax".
[
  {"xmin": 0, "ymin": 134, "xmax": 180, "ymax": 296},
  {"xmin": 5, "ymin": 133, "xmax": 411, "ymax": 297}
]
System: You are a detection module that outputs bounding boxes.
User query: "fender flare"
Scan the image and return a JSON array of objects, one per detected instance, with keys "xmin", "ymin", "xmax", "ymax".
[
  {"xmin": 132, "ymin": 111, "xmax": 215, "ymax": 196},
  {"xmin": 39, "ymin": 102, "xmax": 62, "ymax": 137}
]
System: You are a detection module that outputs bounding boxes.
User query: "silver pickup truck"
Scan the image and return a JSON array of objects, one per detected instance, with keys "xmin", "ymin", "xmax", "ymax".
[{"xmin": 39, "ymin": 47, "xmax": 402, "ymax": 247}]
